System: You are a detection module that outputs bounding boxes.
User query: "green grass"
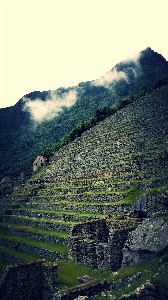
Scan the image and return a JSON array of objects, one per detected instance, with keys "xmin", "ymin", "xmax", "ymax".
[
  {"xmin": 0, "ymin": 232, "xmax": 68, "ymax": 254},
  {"xmin": 18, "ymin": 208, "xmax": 107, "ymax": 219},
  {"xmin": 0, "ymin": 259, "xmax": 11, "ymax": 271},
  {"xmin": 0, "ymin": 244, "xmax": 44, "ymax": 262},
  {"xmin": 122, "ymin": 184, "xmax": 145, "ymax": 205},
  {"xmin": 7, "ymin": 214, "xmax": 79, "ymax": 226},
  {"xmin": 149, "ymin": 183, "xmax": 168, "ymax": 196},
  {"xmin": 57, "ymin": 260, "xmax": 114, "ymax": 288},
  {"xmin": 56, "ymin": 253, "xmax": 168, "ymax": 298},
  {"xmin": 0, "ymin": 222, "xmax": 68, "ymax": 238}
]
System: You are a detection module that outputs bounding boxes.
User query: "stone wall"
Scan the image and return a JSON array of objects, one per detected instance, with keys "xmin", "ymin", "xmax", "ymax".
[
  {"xmin": 0, "ymin": 260, "xmax": 59, "ymax": 300},
  {"xmin": 70, "ymin": 219, "xmax": 109, "ymax": 242},
  {"xmin": 0, "ymin": 224, "xmax": 68, "ymax": 246},
  {"xmin": 68, "ymin": 218, "xmax": 138, "ymax": 271},
  {"xmin": 25, "ymin": 202, "xmax": 131, "ymax": 215},
  {"xmin": 54, "ymin": 278, "xmax": 110, "ymax": 300},
  {"xmin": 108, "ymin": 229, "xmax": 131, "ymax": 271},
  {"xmin": 2, "ymin": 215, "xmax": 71, "ymax": 233},
  {"xmin": 0, "ymin": 237, "xmax": 65, "ymax": 262},
  {"xmin": 0, "ymin": 252, "xmax": 25, "ymax": 265}
]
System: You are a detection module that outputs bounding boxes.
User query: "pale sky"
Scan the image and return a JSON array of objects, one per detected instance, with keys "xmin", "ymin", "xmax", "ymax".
[{"xmin": 1, "ymin": 0, "xmax": 168, "ymax": 108}]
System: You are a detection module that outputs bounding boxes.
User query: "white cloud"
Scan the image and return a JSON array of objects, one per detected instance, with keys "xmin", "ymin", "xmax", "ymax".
[
  {"xmin": 23, "ymin": 89, "xmax": 77, "ymax": 123},
  {"xmin": 93, "ymin": 67, "xmax": 127, "ymax": 87},
  {"xmin": 92, "ymin": 50, "xmax": 142, "ymax": 88},
  {"xmin": 122, "ymin": 51, "xmax": 141, "ymax": 64}
]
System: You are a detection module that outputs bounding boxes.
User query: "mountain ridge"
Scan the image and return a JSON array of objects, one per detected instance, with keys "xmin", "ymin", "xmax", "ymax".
[{"xmin": 0, "ymin": 47, "xmax": 168, "ymax": 180}]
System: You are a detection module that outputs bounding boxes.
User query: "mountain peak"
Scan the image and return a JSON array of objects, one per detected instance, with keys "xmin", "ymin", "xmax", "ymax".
[{"xmin": 0, "ymin": 48, "xmax": 168, "ymax": 179}]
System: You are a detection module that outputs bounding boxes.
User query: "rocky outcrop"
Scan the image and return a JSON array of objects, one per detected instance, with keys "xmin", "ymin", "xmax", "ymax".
[
  {"xmin": 118, "ymin": 280, "xmax": 168, "ymax": 300},
  {"xmin": 122, "ymin": 218, "xmax": 168, "ymax": 267}
]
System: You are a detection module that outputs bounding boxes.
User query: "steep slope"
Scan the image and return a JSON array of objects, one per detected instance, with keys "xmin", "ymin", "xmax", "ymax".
[
  {"xmin": 0, "ymin": 85, "xmax": 168, "ymax": 296},
  {"xmin": 0, "ymin": 47, "xmax": 168, "ymax": 180},
  {"xmin": 40, "ymin": 84, "xmax": 168, "ymax": 182}
]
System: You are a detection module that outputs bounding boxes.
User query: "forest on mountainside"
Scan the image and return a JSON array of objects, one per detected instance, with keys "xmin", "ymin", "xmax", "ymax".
[{"xmin": 0, "ymin": 48, "xmax": 168, "ymax": 180}]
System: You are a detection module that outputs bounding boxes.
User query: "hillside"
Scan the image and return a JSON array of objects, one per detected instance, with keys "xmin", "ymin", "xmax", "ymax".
[
  {"xmin": 0, "ymin": 47, "xmax": 168, "ymax": 180},
  {"xmin": 0, "ymin": 84, "xmax": 168, "ymax": 299}
]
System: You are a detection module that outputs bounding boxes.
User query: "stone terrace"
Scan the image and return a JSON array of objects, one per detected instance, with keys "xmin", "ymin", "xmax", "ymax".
[{"xmin": 0, "ymin": 85, "xmax": 168, "ymax": 268}]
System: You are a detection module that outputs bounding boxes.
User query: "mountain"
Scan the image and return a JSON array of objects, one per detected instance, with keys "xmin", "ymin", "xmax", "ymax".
[
  {"xmin": 0, "ymin": 84, "xmax": 168, "ymax": 298},
  {"xmin": 0, "ymin": 47, "xmax": 168, "ymax": 180}
]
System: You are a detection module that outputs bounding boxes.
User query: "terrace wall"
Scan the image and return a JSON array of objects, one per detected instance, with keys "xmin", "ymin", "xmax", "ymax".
[
  {"xmin": 0, "ymin": 260, "xmax": 59, "ymax": 300},
  {"xmin": 2, "ymin": 215, "xmax": 70, "ymax": 233},
  {"xmin": 0, "ymin": 237, "xmax": 65, "ymax": 262},
  {"xmin": 0, "ymin": 225, "xmax": 68, "ymax": 246},
  {"xmin": 68, "ymin": 219, "xmax": 138, "ymax": 271}
]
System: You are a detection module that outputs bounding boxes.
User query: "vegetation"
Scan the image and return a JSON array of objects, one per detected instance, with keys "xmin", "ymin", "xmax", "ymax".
[
  {"xmin": 0, "ymin": 232, "xmax": 68, "ymax": 254},
  {"xmin": 0, "ymin": 50, "xmax": 168, "ymax": 298},
  {"xmin": 0, "ymin": 48, "xmax": 168, "ymax": 179},
  {"xmin": 0, "ymin": 222, "xmax": 68, "ymax": 238},
  {"xmin": 48, "ymin": 75, "xmax": 168, "ymax": 156},
  {"xmin": 56, "ymin": 252, "xmax": 168, "ymax": 298},
  {"xmin": 0, "ymin": 244, "xmax": 44, "ymax": 262}
]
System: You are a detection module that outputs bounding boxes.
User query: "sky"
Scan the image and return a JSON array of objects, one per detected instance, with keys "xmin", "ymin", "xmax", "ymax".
[{"xmin": 1, "ymin": 0, "xmax": 168, "ymax": 109}]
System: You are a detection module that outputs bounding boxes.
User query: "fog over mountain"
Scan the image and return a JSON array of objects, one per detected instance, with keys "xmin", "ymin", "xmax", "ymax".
[
  {"xmin": 21, "ymin": 49, "xmax": 143, "ymax": 124},
  {"xmin": 93, "ymin": 50, "xmax": 141, "ymax": 88},
  {"xmin": 23, "ymin": 89, "xmax": 78, "ymax": 123},
  {"xmin": 0, "ymin": 47, "xmax": 168, "ymax": 180}
]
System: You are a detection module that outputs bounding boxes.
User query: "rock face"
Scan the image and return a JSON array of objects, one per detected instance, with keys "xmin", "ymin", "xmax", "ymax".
[
  {"xmin": 131, "ymin": 193, "xmax": 168, "ymax": 218},
  {"xmin": 122, "ymin": 218, "xmax": 168, "ymax": 267}
]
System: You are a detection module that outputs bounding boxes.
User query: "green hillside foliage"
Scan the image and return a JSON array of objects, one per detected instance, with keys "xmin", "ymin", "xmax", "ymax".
[
  {"xmin": 0, "ymin": 48, "xmax": 168, "ymax": 180},
  {"xmin": 49, "ymin": 74, "xmax": 168, "ymax": 154}
]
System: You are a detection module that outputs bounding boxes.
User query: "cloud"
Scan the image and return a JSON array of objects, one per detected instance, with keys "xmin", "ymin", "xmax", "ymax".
[
  {"xmin": 92, "ymin": 50, "xmax": 142, "ymax": 88},
  {"xmin": 23, "ymin": 89, "xmax": 77, "ymax": 123},
  {"xmin": 122, "ymin": 50, "xmax": 141, "ymax": 64},
  {"xmin": 93, "ymin": 67, "xmax": 127, "ymax": 87}
]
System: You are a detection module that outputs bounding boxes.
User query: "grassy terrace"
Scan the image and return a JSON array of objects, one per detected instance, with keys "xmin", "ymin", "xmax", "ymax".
[
  {"xmin": 0, "ymin": 245, "xmax": 47, "ymax": 263},
  {"xmin": 4, "ymin": 168, "xmax": 167, "ymax": 205},
  {"xmin": 34, "ymin": 171, "xmax": 168, "ymax": 186},
  {"xmin": 0, "ymin": 259, "xmax": 11, "ymax": 271},
  {"xmin": 9, "ymin": 184, "xmax": 167, "ymax": 209},
  {"xmin": 27, "ymin": 165, "xmax": 168, "ymax": 186},
  {"xmin": 0, "ymin": 222, "xmax": 68, "ymax": 238},
  {"xmin": 27, "ymin": 175, "xmax": 168, "ymax": 194},
  {"xmin": 4, "ymin": 214, "xmax": 79, "ymax": 226},
  {"xmin": 0, "ymin": 251, "xmax": 167, "ymax": 298},
  {"xmin": 17, "ymin": 208, "xmax": 107, "ymax": 219},
  {"xmin": 0, "ymin": 232, "xmax": 68, "ymax": 254},
  {"xmin": 56, "ymin": 252, "xmax": 168, "ymax": 298},
  {"xmin": 25, "ymin": 185, "xmax": 168, "ymax": 206}
]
